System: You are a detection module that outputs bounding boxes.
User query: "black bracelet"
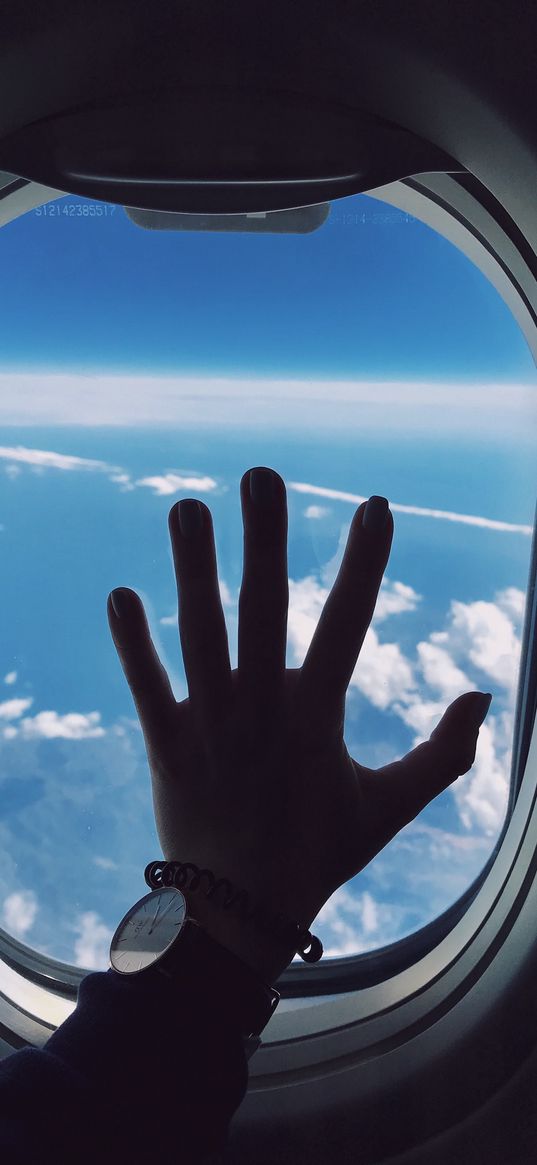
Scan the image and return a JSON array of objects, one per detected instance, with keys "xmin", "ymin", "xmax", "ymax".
[{"xmin": 144, "ymin": 860, "xmax": 323, "ymax": 963}]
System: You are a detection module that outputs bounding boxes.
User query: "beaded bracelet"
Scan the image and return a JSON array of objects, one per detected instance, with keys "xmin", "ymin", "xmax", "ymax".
[{"xmin": 145, "ymin": 859, "xmax": 323, "ymax": 963}]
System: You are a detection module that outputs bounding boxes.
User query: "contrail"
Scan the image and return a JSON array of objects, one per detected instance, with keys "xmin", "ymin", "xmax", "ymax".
[{"xmin": 288, "ymin": 481, "xmax": 533, "ymax": 535}]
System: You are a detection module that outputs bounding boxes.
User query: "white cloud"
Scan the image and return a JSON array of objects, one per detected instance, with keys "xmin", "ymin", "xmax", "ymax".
[
  {"xmin": 352, "ymin": 627, "xmax": 417, "ymax": 710},
  {"xmin": 304, "ymin": 504, "xmax": 330, "ymax": 519},
  {"xmin": 417, "ymin": 642, "xmax": 475, "ymax": 700},
  {"xmin": 0, "ymin": 445, "xmax": 115, "ymax": 474},
  {"xmin": 14, "ymin": 711, "xmax": 105, "ymax": 739},
  {"xmin": 3, "ymin": 671, "xmax": 17, "ymax": 685},
  {"xmin": 4, "ymin": 463, "xmax": 21, "ymax": 479},
  {"xmin": 73, "ymin": 911, "xmax": 114, "ymax": 970},
  {"xmin": 134, "ymin": 472, "xmax": 218, "ymax": 497},
  {"xmin": 288, "ymin": 571, "xmax": 414, "ymax": 713},
  {"xmin": 407, "ymin": 820, "xmax": 492, "ymax": 857},
  {"xmin": 287, "ymin": 573, "xmax": 417, "ymax": 710},
  {"xmin": 393, "ymin": 697, "xmax": 450, "ymax": 739},
  {"xmin": 390, "ymin": 586, "xmax": 525, "ymax": 835},
  {"xmin": 218, "ymin": 579, "xmax": 234, "ymax": 607},
  {"xmin": 0, "ymin": 697, "xmax": 33, "ymax": 720},
  {"xmin": 2, "ymin": 726, "xmax": 18, "ymax": 740},
  {"xmin": 316, "ymin": 884, "xmax": 397, "ymax": 956},
  {"xmin": 374, "ymin": 579, "xmax": 422, "ymax": 622},
  {"xmin": 361, "ymin": 890, "xmax": 379, "ymax": 934},
  {"xmin": 495, "ymin": 586, "xmax": 526, "ymax": 625},
  {"xmin": 430, "ymin": 595, "xmax": 521, "ymax": 702},
  {"xmin": 93, "ymin": 856, "xmax": 119, "ymax": 871},
  {"xmin": 451, "ymin": 717, "xmax": 510, "ymax": 833},
  {"xmin": 109, "ymin": 472, "xmax": 135, "ymax": 492},
  {"xmin": 2, "ymin": 889, "xmax": 38, "ymax": 937},
  {"xmin": 287, "ymin": 573, "xmax": 329, "ymax": 650}
]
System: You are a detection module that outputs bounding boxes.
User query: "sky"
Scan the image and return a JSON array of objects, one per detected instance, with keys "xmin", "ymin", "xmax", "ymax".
[{"xmin": 0, "ymin": 188, "xmax": 536, "ymax": 974}]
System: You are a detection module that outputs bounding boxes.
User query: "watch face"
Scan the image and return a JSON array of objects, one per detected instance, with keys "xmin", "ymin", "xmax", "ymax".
[{"xmin": 110, "ymin": 887, "xmax": 187, "ymax": 974}]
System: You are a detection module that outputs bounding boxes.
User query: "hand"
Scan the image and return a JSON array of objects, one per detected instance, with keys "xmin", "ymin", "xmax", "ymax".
[{"xmin": 107, "ymin": 467, "xmax": 492, "ymax": 981}]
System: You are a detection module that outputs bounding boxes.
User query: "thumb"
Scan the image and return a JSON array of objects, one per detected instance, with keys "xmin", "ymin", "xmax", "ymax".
[
  {"xmin": 430, "ymin": 690, "xmax": 493, "ymax": 774},
  {"xmin": 413, "ymin": 689, "xmax": 493, "ymax": 805},
  {"xmin": 370, "ymin": 691, "xmax": 493, "ymax": 841},
  {"xmin": 432, "ymin": 690, "xmax": 492, "ymax": 736}
]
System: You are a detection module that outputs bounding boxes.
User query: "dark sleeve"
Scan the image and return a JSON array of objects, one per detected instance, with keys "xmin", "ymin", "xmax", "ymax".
[{"xmin": 0, "ymin": 959, "xmax": 249, "ymax": 1165}]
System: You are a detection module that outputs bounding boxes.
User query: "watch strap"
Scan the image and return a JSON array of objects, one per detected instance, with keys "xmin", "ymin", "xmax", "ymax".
[{"xmin": 160, "ymin": 915, "xmax": 281, "ymax": 1040}]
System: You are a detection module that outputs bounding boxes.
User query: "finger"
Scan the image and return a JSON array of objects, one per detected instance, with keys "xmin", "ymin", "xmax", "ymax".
[
  {"xmin": 362, "ymin": 691, "xmax": 493, "ymax": 849},
  {"xmin": 107, "ymin": 588, "xmax": 177, "ymax": 743},
  {"xmin": 168, "ymin": 499, "xmax": 232, "ymax": 745},
  {"xmin": 297, "ymin": 497, "xmax": 393, "ymax": 743},
  {"xmin": 237, "ymin": 468, "xmax": 289, "ymax": 727}
]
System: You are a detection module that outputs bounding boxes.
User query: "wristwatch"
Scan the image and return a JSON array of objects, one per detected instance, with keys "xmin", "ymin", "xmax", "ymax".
[{"xmin": 109, "ymin": 885, "xmax": 281, "ymax": 1056}]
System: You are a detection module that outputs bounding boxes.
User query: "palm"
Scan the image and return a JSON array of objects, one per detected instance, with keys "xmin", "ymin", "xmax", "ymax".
[{"xmin": 144, "ymin": 667, "xmax": 360, "ymax": 927}]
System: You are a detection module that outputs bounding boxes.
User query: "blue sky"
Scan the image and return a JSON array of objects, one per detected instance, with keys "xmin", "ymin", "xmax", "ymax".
[
  {"xmin": 0, "ymin": 192, "xmax": 534, "ymax": 382},
  {"xmin": 0, "ymin": 189, "xmax": 535, "ymax": 975}
]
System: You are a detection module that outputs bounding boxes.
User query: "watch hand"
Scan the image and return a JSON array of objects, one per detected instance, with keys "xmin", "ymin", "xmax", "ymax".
[
  {"xmin": 158, "ymin": 897, "xmax": 178, "ymax": 926},
  {"xmin": 148, "ymin": 898, "xmax": 163, "ymax": 935},
  {"xmin": 148, "ymin": 895, "xmax": 177, "ymax": 935}
]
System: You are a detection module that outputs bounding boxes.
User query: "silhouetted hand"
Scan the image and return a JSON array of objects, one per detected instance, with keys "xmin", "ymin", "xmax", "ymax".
[{"xmin": 107, "ymin": 467, "xmax": 492, "ymax": 979}]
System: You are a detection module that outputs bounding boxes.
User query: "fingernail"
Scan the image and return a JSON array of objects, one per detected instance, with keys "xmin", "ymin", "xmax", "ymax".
[
  {"xmin": 110, "ymin": 588, "xmax": 132, "ymax": 619},
  {"xmin": 469, "ymin": 692, "xmax": 493, "ymax": 724},
  {"xmin": 363, "ymin": 495, "xmax": 389, "ymax": 533},
  {"xmin": 178, "ymin": 499, "xmax": 202, "ymax": 538},
  {"xmin": 250, "ymin": 468, "xmax": 275, "ymax": 506}
]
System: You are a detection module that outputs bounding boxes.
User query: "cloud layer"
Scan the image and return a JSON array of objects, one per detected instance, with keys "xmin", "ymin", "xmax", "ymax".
[{"xmin": 0, "ymin": 372, "xmax": 535, "ymax": 441}]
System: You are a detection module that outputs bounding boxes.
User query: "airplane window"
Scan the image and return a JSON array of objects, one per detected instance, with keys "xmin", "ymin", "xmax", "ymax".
[{"xmin": 0, "ymin": 188, "xmax": 535, "ymax": 972}]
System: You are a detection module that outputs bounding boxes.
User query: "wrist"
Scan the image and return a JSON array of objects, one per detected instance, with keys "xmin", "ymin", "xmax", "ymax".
[{"xmin": 183, "ymin": 890, "xmax": 296, "ymax": 984}]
